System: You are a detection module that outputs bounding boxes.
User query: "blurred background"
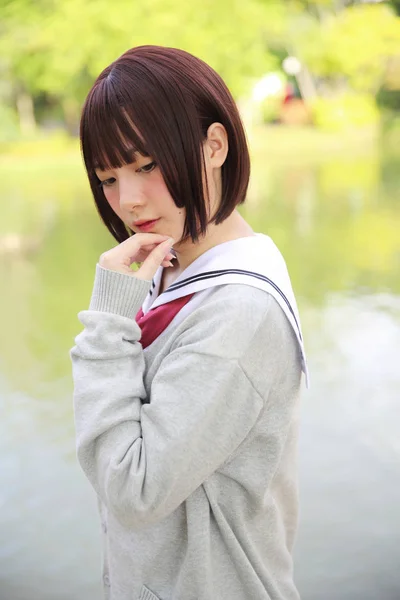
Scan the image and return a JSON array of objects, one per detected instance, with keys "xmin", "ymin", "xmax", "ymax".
[{"xmin": 0, "ymin": 0, "xmax": 400, "ymax": 599}]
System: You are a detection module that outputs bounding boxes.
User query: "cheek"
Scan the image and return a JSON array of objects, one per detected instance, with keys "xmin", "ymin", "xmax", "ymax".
[
  {"xmin": 152, "ymin": 175, "xmax": 171, "ymax": 199},
  {"xmin": 103, "ymin": 188, "xmax": 122, "ymax": 215},
  {"xmin": 151, "ymin": 177, "xmax": 178, "ymax": 213}
]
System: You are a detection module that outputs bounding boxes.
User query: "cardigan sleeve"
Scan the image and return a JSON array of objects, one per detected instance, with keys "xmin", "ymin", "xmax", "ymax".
[{"xmin": 70, "ymin": 265, "xmax": 292, "ymax": 529}]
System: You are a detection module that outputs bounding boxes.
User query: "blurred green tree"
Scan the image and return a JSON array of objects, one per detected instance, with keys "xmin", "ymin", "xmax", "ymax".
[
  {"xmin": 1, "ymin": 0, "xmax": 399, "ymax": 134},
  {"xmin": 298, "ymin": 3, "xmax": 400, "ymax": 95},
  {"xmin": 0, "ymin": 0, "xmax": 280, "ymax": 133}
]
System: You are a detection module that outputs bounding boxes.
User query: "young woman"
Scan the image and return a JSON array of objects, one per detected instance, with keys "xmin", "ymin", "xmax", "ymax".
[{"xmin": 70, "ymin": 45, "xmax": 308, "ymax": 600}]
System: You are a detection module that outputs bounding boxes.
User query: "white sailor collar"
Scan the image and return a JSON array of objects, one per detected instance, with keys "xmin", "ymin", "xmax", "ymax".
[{"xmin": 142, "ymin": 233, "xmax": 309, "ymax": 386}]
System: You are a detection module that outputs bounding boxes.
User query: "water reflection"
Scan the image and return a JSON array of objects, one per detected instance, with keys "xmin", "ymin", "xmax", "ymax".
[
  {"xmin": 295, "ymin": 293, "xmax": 400, "ymax": 600},
  {"xmin": 0, "ymin": 147, "xmax": 399, "ymax": 599}
]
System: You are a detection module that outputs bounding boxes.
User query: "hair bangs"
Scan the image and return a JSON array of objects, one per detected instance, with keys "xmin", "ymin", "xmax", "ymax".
[{"xmin": 81, "ymin": 78, "xmax": 150, "ymax": 174}]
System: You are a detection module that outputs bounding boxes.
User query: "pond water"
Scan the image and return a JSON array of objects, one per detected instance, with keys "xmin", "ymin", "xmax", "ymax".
[{"xmin": 0, "ymin": 142, "xmax": 399, "ymax": 600}]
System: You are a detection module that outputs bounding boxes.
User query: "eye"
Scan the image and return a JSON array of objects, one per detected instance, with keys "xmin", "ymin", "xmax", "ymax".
[
  {"xmin": 138, "ymin": 161, "xmax": 157, "ymax": 174},
  {"xmin": 98, "ymin": 177, "xmax": 116, "ymax": 188}
]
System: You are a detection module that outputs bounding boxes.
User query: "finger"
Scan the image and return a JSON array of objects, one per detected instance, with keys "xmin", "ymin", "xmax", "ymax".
[
  {"xmin": 140, "ymin": 242, "xmax": 164, "ymax": 251},
  {"xmin": 99, "ymin": 233, "xmax": 173, "ymax": 274},
  {"xmin": 119, "ymin": 234, "xmax": 172, "ymax": 266},
  {"xmin": 133, "ymin": 250, "xmax": 175, "ymax": 267},
  {"xmin": 161, "ymin": 258, "xmax": 174, "ymax": 267},
  {"xmin": 120, "ymin": 233, "xmax": 171, "ymax": 256},
  {"xmin": 137, "ymin": 249, "xmax": 175, "ymax": 260},
  {"xmin": 134, "ymin": 238, "xmax": 174, "ymax": 281}
]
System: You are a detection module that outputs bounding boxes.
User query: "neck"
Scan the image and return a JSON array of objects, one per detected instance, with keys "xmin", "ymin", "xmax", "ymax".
[{"xmin": 171, "ymin": 210, "xmax": 254, "ymax": 274}]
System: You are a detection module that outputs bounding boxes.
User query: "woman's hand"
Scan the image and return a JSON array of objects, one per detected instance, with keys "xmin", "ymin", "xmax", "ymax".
[{"xmin": 99, "ymin": 233, "xmax": 175, "ymax": 280}]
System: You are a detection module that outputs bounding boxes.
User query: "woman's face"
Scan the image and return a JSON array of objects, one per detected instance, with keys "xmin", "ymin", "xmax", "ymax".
[
  {"xmin": 94, "ymin": 123, "xmax": 225, "ymax": 248},
  {"xmin": 95, "ymin": 152, "xmax": 187, "ymax": 243}
]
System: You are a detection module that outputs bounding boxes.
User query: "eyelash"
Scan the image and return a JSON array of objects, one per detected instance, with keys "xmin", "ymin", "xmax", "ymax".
[{"xmin": 98, "ymin": 161, "xmax": 157, "ymax": 188}]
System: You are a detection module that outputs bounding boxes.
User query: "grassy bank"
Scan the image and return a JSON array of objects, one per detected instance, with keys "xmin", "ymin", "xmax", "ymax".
[
  {"xmin": 0, "ymin": 132, "xmax": 81, "ymax": 170},
  {"xmin": 1, "ymin": 123, "xmax": 398, "ymax": 172},
  {"xmin": 248, "ymin": 124, "xmax": 381, "ymax": 166}
]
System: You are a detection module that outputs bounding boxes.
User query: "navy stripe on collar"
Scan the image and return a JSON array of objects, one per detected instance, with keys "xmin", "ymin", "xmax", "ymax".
[
  {"xmin": 149, "ymin": 279, "xmax": 156, "ymax": 296},
  {"xmin": 164, "ymin": 268, "xmax": 302, "ymax": 341}
]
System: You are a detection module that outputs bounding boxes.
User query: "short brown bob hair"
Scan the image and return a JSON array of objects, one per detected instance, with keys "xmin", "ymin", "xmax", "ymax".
[{"xmin": 80, "ymin": 45, "xmax": 251, "ymax": 244}]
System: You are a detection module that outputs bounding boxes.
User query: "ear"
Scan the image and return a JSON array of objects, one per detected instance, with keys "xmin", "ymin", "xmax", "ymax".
[{"xmin": 203, "ymin": 122, "xmax": 228, "ymax": 168}]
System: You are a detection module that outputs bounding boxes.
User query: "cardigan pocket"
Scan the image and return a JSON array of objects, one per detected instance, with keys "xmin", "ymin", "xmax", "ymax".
[{"xmin": 138, "ymin": 584, "xmax": 161, "ymax": 600}]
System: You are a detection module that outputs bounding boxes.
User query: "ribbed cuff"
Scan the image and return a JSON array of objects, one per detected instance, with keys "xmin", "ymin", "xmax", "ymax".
[{"xmin": 89, "ymin": 264, "xmax": 152, "ymax": 319}]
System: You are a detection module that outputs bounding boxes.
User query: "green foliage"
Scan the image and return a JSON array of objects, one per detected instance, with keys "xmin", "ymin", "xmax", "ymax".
[
  {"xmin": 0, "ymin": 104, "xmax": 19, "ymax": 142},
  {"xmin": 297, "ymin": 4, "xmax": 400, "ymax": 94},
  {"xmin": 377, "ymin": 87, "xmax": 400, "ymax": 112},
  {"xmin": 260, "ymin": 96, "xmax": 283, "ymax": 124},
  {"xmin": 1, "ymin": 0, "xmax": 400, "ymax": 134},
  {"xmin": 0, "ymin": 0, "xmax": 279, "ymax": 107},
  {"xmin": 310, "ymin": 94, "xmax": 381, "ymax": 131}
]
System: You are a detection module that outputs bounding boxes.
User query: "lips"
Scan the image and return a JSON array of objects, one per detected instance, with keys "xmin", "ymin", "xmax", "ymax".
[{"xmin": 135, "ymin": 219, "xmax": 160, "ymax": 231}]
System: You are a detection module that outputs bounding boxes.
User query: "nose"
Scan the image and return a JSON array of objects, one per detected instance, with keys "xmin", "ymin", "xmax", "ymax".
[{"xmin": 118, "ymin": 176, "xmax": 145, "ymax": 212}]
